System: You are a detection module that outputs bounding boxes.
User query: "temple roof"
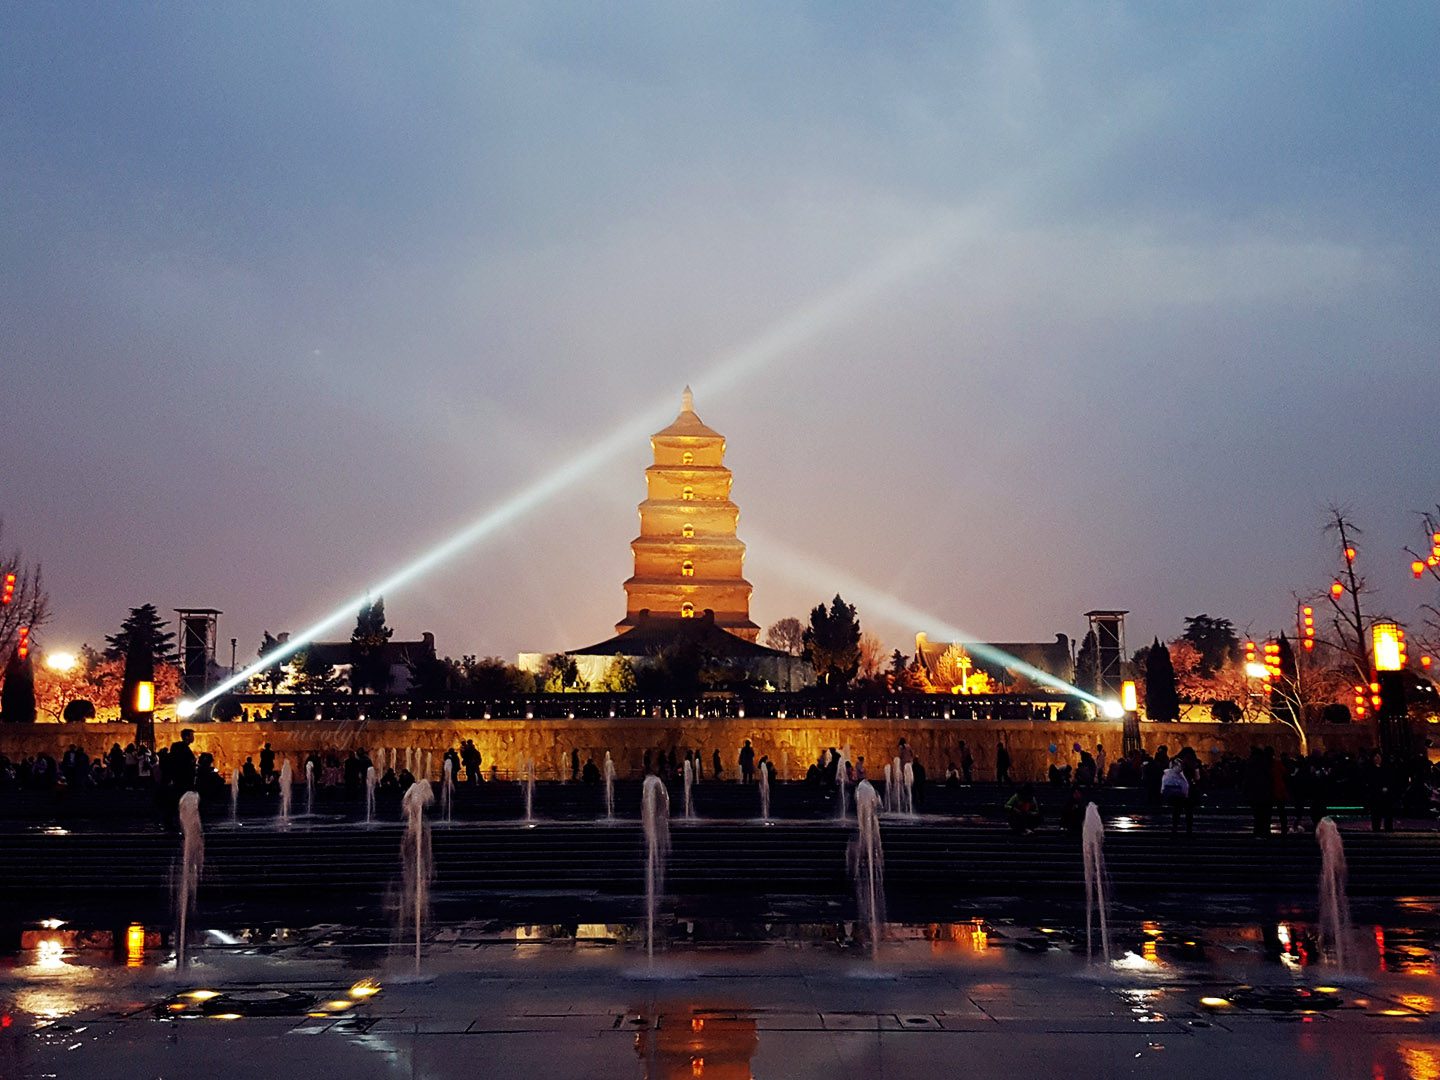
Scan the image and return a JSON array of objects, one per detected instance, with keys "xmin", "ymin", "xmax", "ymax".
[
  {"xmin": 571, "ymin": 610, "xmax": 779, "ymax": 658},
  {"xmin": 297, "ymin": 632, "xmax": 437, "ymax": 669},
  {"xmin": 652, "ymin": 386, "xmax": 723, "ymax": 441}
]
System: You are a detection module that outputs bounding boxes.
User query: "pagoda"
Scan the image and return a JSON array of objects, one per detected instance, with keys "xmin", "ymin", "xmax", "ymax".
[{"xmin": 617, "ymin": 388, "xmax": 759, "ymax": 641}]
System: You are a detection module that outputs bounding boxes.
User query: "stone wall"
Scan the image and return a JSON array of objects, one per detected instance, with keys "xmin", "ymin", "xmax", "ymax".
[{"xmin": 0, "ymin": 716, "xmax": 1374, "ymax": 782}]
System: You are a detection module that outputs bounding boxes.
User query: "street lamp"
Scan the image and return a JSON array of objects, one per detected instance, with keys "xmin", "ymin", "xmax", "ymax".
[
  {"xmin": 1119, "ymin": 679, "xmax": 1140, "ymax": 755},
  {"xmin": 1372, "ymin": 621, "xmax": 1409, "ymax": 760},
  {"xmin": 44, "ymin": 651, "xmax": 77, "ymax": 673}
]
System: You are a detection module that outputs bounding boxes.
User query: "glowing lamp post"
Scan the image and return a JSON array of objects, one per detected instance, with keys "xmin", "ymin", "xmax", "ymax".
[
  {"xmin": 1373, "ymin": 622, "xmax": 1402, "ymax": 673},
  {"xmin": 1116, "ymin": 679, "xmax": 1140, "ymax": 754},
  {"xmin": 121, "ymin": 636, "xmax": 157, "ymax": 747},
  {"xmin": 1372, "ymin": 621, "xmax": 1409, "ymax": 759}
]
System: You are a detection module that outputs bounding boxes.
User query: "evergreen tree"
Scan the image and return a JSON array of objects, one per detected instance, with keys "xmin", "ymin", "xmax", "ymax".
[
  {"xmin": 1144, "ymin": 637, "xmax": 1180, "ymax": 720},
  {"xmin": 459, "ymin": 656, "xmax": 534, "ymax": 696},
  {"xmin": 802, "ymin": 594, "xmax": 862, "ymax": 690},
  {"xmin": 406, "ymin": 654, "xmax": 458, "ymax": 696},
  {"xmin": 1074, "ymin": 630, "xmax": 1100, "ymax": 697},
  {"xmin": 291, "ymin": 647, "xmax": 345, "ymax": 695},
  {"xmin": 62, "ymin": 699, "xmax": 96, "ymax": 723},
  {"xmin": 349, "ymin": 597, "xmax": 394, "ymax": 694},
  {"xmin": 541, "ymin": 653, "xmax": 583, "ymax": 693},
  {"xmin": 103, "ymin": 604, "xmax": 179, "ymax": 666},
  {"xmin": 597, "ymin": 654, "xmax": 638, "ymax": 693},
  {"xmin": 1, "ymin": 649, "xmax": 36, "ymax": 723},
  {"xmin": 252, "ymin": 631, "xmax": 289, "ymax": 694},
  {"xmin": 1182, "ymin": 614, "xmax": 1239, "ymax": 676}
]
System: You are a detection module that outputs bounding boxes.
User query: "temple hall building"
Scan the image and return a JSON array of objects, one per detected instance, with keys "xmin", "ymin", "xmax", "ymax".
[{"xmin": 521, "ymin": 389, "xmax": 810, "ymax": 690}]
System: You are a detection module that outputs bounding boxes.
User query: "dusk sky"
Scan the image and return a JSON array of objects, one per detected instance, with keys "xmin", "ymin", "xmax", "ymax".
[{"xmin": 3, "ymin": 3, "xmax": 1437, "ymax": 668}]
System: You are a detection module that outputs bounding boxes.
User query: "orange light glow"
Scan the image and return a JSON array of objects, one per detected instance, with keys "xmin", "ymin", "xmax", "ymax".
[
  {"xmin": 1416, "ymin": 561, "xmax": 1429, "ymax": 579},
  {"xmin": 125, "ymin": 923, "xmax": 145, "ymax": 967},
  {"xmin": 1345, "ymin": 546, "xmax": 1357, "ymax": 562},
  {"xmin": 1373, "ymin": 624, "xmax": 1403, "ymax": 672},
  {"xmin": 1331, "ymin": 582, "xmax": 1345, "ymax": 597}
]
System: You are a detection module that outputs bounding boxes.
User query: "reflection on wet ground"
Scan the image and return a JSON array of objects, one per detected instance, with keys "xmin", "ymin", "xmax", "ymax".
[{"xmin": 9, "ymin": 902, "xmax": 1440, "ymax": 1077}]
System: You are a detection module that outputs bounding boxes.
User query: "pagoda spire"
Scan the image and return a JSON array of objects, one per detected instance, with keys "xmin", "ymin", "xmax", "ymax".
[{"xmin": 618, "ymin": 388, "xmax": 758, "ymax": 641}]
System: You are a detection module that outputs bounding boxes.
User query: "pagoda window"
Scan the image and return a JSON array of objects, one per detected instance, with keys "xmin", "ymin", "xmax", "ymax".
[
  {"xmin": 681, "ymin": 523, "xmax": 695, "ymax": 538},
  {"xmin": 681, "ymin": 486, "xmax": 694, "ymax": 501},
  {"xmin": 681, "ymin": 451, "xmax": 694, "ymax": 465},
  {"xmin": 682, "ymin": 560, "xmax": 694, "ymax": 578},
  {"xmin": 681, "ymin": 602, "xmax": 695, "ymax": 619}
]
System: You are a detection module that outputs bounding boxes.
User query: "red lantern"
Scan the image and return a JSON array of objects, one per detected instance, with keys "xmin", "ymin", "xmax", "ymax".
[{"xmin": 1331, "ymin": 581, "xmax": 1344, "ymax": 598}]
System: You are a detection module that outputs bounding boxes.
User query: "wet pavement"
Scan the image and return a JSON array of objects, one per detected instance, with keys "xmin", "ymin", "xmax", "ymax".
[{"xmin": 6, "ymin": 904, "xmax": 1440, "ymax": 1078}]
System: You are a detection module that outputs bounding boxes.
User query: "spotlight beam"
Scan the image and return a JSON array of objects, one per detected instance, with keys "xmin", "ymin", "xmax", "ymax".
[
  {"xmin": 747, "ymin": 530, "xmax": 1107, "ymax": 706},
  {"xmin": 185, "ymin": 213, "xmax": 987, "ymax": 713}
]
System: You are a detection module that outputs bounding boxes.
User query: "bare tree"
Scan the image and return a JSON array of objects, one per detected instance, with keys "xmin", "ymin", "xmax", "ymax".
[
  {"xmin": 1263, "ymin": 634, "xmax": 1352, "ymax": 756},
  {"xmin": 1404, "ymin": 505, "xmax": 1440, "ymax": 659},
  {"xmin": 763, "ymin": 617, "xmax": 805, "ymax": 656},
  {"xmin": 1322, "ymin": 506, "xmax": 1370, "ymax": 680},
  {"xmin": 0, "ymin": 521, "xmax": 50, "ymax": 662}
]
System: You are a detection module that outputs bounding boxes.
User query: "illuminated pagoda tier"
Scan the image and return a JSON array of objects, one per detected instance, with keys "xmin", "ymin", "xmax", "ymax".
[{"xmin": 618, "ymin": 387, "xmax": 759, "ymax": 642}]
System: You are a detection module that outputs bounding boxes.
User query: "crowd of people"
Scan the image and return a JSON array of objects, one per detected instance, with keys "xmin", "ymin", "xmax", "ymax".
[
  {"xmin": 999, "ymin": 739, "xmax": 1431, "ymax": 837},
  {"xmin": 0, "ymin": 733, "xmax": 1432, "ymax": 838}
]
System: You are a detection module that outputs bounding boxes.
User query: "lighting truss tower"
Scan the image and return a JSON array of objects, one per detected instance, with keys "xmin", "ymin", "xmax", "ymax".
[
  {"xmin": 1084, "ymin": 610, "xmax": 1129, "ymax": 699},
  {"xmin": 174, "ymin": 608, "xmax": 222, "ymax": 698}
]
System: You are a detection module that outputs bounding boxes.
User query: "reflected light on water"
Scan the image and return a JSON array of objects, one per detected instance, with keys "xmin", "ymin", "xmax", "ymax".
[
  {"xmin": 635, "ymin": 1010, "xmax": 758, "ymax": 1079},
  {"xmin": 35, "ymin": 940, "xmax": 64, "ymax": 970},
  {"xmin": 1402, "ymin": 1044, "xmax": 1440, "ymax": 1080},
  {"xmin": 12, "ymin": 987, "xmax": 84, "ymax": 1021}
]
